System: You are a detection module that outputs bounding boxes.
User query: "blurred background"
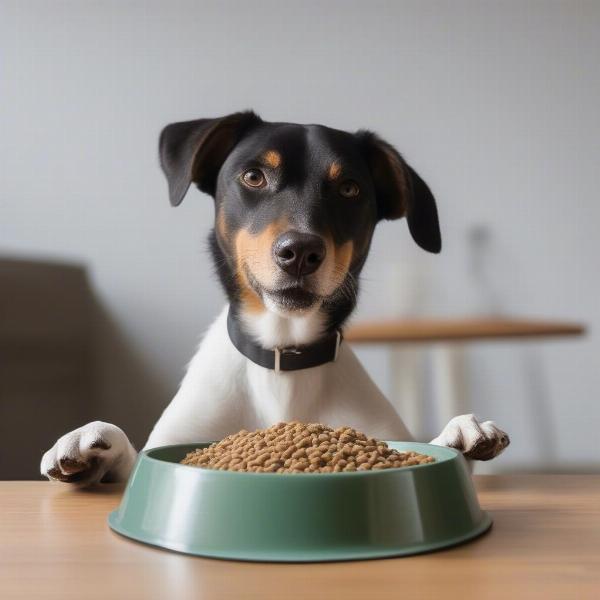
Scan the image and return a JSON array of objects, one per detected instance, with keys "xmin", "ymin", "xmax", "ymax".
[{"xmin": 1, "ymin": 0, "xmax": 598, "ymax": 478}]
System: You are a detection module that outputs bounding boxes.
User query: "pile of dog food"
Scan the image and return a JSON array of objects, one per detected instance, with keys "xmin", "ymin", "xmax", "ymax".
[{"xmin": 181, "ymin": 421, "xmax": 434, "ymax": 473}]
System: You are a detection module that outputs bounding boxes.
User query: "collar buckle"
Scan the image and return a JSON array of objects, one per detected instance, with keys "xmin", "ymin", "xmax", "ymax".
[
  {"xmin": 273, "ymin": 331, "xmax": 341, "ymax": 373},
  {"xmin": 274, "ymin": 347, "xmax": 302, "ymax": 373}
]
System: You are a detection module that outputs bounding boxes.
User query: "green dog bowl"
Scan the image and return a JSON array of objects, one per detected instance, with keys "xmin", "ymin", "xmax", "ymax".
[{"xmin": 108, "ymin": 442, "xmax": 491, "ymax": 562}]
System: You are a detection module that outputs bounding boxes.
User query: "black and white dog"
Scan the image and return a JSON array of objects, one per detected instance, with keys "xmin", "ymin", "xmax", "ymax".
[{"xmin": 41, "ymin": 112, "xmax": 509, "ymax": 484}]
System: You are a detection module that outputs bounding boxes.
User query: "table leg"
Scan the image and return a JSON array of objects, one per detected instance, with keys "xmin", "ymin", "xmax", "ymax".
[
  {"xmin": 432, "ymin": 343, "xmax": 469, "ymax": 427},
  {"xmin": 390, "ymin": 345, "xmax": 424, "ymax": 439}
]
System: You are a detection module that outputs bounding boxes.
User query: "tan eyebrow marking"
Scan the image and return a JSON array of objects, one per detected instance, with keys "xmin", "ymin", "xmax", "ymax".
[
  {"xmin": 262, "ymin": 150, "xmax": 281, "ymax": 169},
  {"xmin": 328, "ymin": 161, "xmax": 341, "ymax": 180}
]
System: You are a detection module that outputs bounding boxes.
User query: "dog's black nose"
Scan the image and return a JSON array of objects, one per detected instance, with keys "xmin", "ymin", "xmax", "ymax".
[{"xmin": 273, "ymin": 232, "xmax": 326, "ymax": 277}]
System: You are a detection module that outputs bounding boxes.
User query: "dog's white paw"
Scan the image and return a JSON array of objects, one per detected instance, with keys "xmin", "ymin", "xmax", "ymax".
[
  {"xmin": 430, "ymin": 414, "xmax": 510, "ymax": 461},
  {"xmin": 40, "ymin": 421, "xmax": 137, "ymax": 485}
]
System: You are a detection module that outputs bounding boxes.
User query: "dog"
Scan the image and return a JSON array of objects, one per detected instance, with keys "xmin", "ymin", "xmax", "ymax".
[{"xmin": 41, "ymin": 111, "xmax": 509, "ymax": 485}]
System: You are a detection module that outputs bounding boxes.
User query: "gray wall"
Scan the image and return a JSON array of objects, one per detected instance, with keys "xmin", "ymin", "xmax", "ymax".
[{"xmin": 2, "ymin": 1, "xmax": 598, "ymax": 472}]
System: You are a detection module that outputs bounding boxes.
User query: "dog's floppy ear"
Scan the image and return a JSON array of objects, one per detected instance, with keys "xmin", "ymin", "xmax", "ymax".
[
  {"xmin": 159, "ymin": 111, "xmax": 262, "ymax": 206},
  {"xmin": 357, "ymin": 131, "xmax": 441, "ymax": 253}
]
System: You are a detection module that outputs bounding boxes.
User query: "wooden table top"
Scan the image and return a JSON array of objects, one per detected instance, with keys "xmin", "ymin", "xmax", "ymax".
[
  {"xmin": 346, "ymin": 317, "xmax": 586, "ymax": 343},
  {"xmin": 1, "ymin": 475, "xmax": 598, "ymax": 599}
]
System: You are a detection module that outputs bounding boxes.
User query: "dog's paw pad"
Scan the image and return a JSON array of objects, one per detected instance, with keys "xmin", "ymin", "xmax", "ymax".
[
  {"xmin": 58, "ymin": 457, "xmax": 89, "ymax": 475},
  {"xmin": 46, "ymin": 466, "xmax": 73, "ymax": 482},
  {"xmin": 464, "ymin": 436, "xmax": 497, "ymax": 461}
]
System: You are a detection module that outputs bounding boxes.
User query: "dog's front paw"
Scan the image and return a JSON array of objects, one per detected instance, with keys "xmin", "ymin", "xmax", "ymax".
[
  {"xmin": 40, "ymin": 421, "xmax": 136, "ymax": 485},
  {"xmin": 430, "ymin": 414, "xmax": 510, "ymax": 461}
]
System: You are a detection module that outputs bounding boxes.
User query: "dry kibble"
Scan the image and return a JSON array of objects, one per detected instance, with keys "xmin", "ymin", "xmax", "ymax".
[
  {"xmin": 291, "ymin": 448, "xmax": 306, "ymax": 459},
  {"xmin": 181, "ymin": 422, "xmax": 435, "ymax": 473},
  {"xmin": 282, "ymin": 446, "xmax": 295, "ymax": 459}
]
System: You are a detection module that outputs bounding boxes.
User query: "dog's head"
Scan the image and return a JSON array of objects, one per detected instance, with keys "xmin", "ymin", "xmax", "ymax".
[{"xmin": 159, "ymin": 111, "xmax": 440, "ymax": 327}]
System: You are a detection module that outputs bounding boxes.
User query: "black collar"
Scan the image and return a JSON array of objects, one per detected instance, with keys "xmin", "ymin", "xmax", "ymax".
[{"xmin": 227, "ymin": 308, "xmax": 342, "ymax": 372}]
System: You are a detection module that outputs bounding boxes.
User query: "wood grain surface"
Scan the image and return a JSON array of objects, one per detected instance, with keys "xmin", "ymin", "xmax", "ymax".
[{"xmin": 1, "ymin": 476, "xmax": 598, "ymax": 599}]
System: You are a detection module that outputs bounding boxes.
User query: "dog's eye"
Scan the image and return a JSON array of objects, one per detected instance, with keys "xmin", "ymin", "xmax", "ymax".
[
  {"xmin": 241, "ymin": 169, "xmax": 266, "ymax": 188},
  {"xmin": 339, "ymin": 180, "xmax": 360, "ymax": 198}
]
